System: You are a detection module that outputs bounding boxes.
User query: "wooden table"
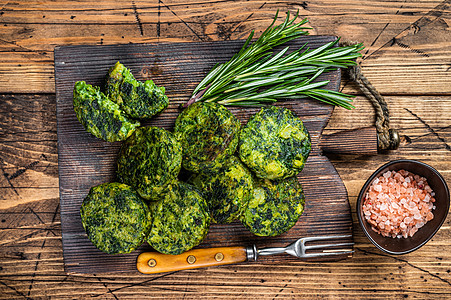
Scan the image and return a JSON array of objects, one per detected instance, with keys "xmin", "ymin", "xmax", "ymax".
[{"xmin": 0, "ymin": 0, "xmax": 450, "ymax": 298}]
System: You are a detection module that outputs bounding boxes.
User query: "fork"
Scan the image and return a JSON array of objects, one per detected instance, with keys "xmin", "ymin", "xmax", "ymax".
[{"xmin": 137, "ymin": 235, "xmax": 354, "ymax": 274}]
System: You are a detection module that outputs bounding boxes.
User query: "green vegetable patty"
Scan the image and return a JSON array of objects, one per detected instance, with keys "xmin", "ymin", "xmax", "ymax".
[
  {"xmin": 80, "ymin": 182, "xmax": 151, "ymax": 254},
  {"xmin": 190, "ymin": 156, "xmax": 253, "ymax": 224},
  {"xmin": 241, "ymin": 177, "xmax": 305, "ymax": 237},
  {"xmin": 147, "ymin": 182, "xmax": 210, "ymax": 255},
  {"xmin": 73, "ymin": 81, "xmax": 140, "ymax": 142},
  {"xmin": 117, "ymin": 126, "xmax": 182, "ymax": 201},
  {"xmin": 106, "ymin": 61, "xmax": 169, "ymax": 119},
  {"xmin": 239, "ymin": 106, "xmax": 311, "ymax": 180},
  {"xmin": 174, "ymin": 102, "xmax": 241, "ymax": 173}
]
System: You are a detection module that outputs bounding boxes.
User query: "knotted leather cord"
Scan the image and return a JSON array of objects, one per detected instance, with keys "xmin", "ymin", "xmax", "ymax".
[{"xmin": 341, "ymin": 41, "xmax": 400, "ymax": 150}]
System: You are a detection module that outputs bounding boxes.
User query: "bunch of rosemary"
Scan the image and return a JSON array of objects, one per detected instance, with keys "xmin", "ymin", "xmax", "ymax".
[{"xmin": 186, "ymin": 11, "xmax": 364, "ymax": 109}]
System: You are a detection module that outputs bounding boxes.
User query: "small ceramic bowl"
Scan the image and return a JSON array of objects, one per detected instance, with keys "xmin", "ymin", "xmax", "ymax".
[{"xmin": 357, "ymin": 159, "xmax": 450, "ymax": 255}]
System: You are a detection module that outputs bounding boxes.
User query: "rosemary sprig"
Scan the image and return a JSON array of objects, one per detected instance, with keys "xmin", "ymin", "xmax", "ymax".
[{"xmin": 186, "ymin": 11, "xmax": 364, "ymax": 109}]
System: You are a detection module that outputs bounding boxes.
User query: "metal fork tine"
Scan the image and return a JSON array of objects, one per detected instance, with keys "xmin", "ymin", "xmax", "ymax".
[
  {"xmin": 303, "ymin": 250, "xmax": 354, "ymax": 258},
  {"xmin": 305, "ymin": 242, "xmax": 354, "ymax": 251},
  {"xmin": 301, "ymin": 234, "xmax": 352, "ymax": 243}
]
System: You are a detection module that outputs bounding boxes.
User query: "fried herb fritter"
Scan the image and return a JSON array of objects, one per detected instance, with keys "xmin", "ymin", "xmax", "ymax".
[
  {"xmin": 147, "ymin": 182, "xmax": 210, "ymax": 255},
  {"xmin": 239, "ymin": 106, "xmax": 311, "ymax": 180},
  {"xmin": 80, "ymin": 182, "xmax": 151, "ymax": 254},
  {"xmin": 106, "ymin": 62, "xmax": 169, "ymax": 119},
  {"xmin": 117, "ymin": 126, "xmax": 182, "ymax": 201},
  {"xmin": 189, "ymin": 156, "xmax": 253, "ymax": 224},
  {"xmin": 73, "ymin": 81, "xmax": 140, "ymax": 142},
  {"xmin": 174, "ymin": 102, "xmax": 240, "ymax": 173},
  {"xmin": 240, "ymin": 177, "xmax": 305, "ymax": 237}
]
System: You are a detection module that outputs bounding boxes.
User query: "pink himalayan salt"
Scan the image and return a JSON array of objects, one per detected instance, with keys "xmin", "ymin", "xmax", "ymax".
[{"xmin": 362, "ymin": 170, "xmax": 435, "ymax": 238}]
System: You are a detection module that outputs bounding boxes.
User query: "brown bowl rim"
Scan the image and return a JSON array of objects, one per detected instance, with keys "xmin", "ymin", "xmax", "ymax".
[{"xmin": 357, "ymin": 159, "xmax": 450, "ymax": 255}]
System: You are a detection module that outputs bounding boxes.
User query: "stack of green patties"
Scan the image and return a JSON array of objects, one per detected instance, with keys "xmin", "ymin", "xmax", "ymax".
[
  {"xmin": 75, "ymin": 62, "xmax": 210, "ymax": 255},
  {"xmin": 238, "ymin": 106, "xmax": 310, "ymax": 236},
  {"xmin": 75, "ymin": 63, "xmax": 311, "ymax": 256},
  {"xmin": 115, "ymin": 126, "xmax": 210, "ymax": 255},
  {"xmin": 176, "ymin": 103, "xmax": 310, "ymax": 236}
]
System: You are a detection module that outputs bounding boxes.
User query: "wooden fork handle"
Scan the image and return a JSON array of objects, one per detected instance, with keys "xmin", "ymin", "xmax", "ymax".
[{"xmin": 137, "ymin": 247, "xmax": 248, "ymax": 274}]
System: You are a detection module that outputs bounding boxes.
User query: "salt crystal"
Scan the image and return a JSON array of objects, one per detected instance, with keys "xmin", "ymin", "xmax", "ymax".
[
  {"xmin": 374, "ymin": 185, "xmax": 382, "ymax": 192},
  {"xmin": 431, "ymin": 192, "xmax": 435, "ymax": 197},
  {"xmin": 415, "ymin": 222, "xmax": 425, "ymax": 228},
  {"xmin": 414, "ymin": 213, "xmax": 422, "ymax": 220},
  {"xmin": 409, "ymin": 227, "xmax": 418, "ymax": 237},
  {"xmin": 392, "ymin": 202, "xmax": 399, "ymax": 209},
  {"xmin": 405, "ymin": 177, "xmax": 411, "ymax": 183}
]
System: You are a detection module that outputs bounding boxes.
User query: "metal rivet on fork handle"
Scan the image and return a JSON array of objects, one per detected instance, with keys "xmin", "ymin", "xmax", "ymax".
[
  {"xmin": 215, "ymin": 253, "xmax": 224, "ymax": 262},
  {"xmin": 148, "ymin": 259, "xmax": 157, "ymax": 267},
  {"xmin": 187, "ymin": 255, "xmax": 196, "ymax": 264}
]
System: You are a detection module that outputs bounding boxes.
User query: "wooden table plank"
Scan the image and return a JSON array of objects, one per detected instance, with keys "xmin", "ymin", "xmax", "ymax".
[{"xmin": 0, "ymin": 0, "xmax": 450, "ymax": 93}]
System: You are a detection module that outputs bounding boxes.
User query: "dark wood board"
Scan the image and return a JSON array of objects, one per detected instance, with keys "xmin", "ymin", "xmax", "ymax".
[{"xmin": 54, "ymin": 36, "xmax": 353, "ymax": 274}]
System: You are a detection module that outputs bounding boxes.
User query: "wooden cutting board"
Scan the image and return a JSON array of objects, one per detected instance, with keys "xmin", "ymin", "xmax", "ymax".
[{"xmin": 55, "ymin": 36, "xmax": 372, "ymax": 274}]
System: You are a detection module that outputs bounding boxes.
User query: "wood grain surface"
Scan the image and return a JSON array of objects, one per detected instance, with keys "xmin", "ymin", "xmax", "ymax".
[
  {"xmin": 0, "ymin": 0, "xmax": 450, "ymax": 95},
  {"xmin": 0, "ymin": 0, "xmax": 450, "ymax": 298},
  {"xmin": 54, "ymin": 37, "xmax": 356, "ymax": 273}
]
